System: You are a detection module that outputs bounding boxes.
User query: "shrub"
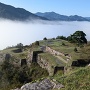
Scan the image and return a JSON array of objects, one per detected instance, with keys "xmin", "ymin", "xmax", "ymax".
[
  {"xmin": 0, "ymin": 61, "xmax": 48, "ymax": 89},
  {"xmin": 74, "ymin": 47, "xmax": 78, "ymax": 52},
  {"xmin": 43, "ymin": 37, "xmax": 47, "ymax": 40},
  {"xmin": 56, "ymin": 36, "xmax": 67, "ymax": 40},
  {"xmin": 35, "ymin": 41, "xmax": 39, "ymax": 46},
  {"xmin": 16, "ymin": 43, "xmax": 23, "ymax": 49},
  {"xmin": 62, "ymin": 42, "xmax": 65, "ymax": 46}
]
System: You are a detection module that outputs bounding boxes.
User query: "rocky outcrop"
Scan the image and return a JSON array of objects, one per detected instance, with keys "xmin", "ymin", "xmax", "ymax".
[
  {"xmin": 13, "ymin": 79, "xmax": 64, "ymax": 90},
  {"xmin": 21, "ymin": 79, "xmax": 53, "ymax": 90}
]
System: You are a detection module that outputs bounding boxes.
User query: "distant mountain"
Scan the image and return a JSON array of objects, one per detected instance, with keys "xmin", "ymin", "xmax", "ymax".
[
  {"xmin": 0, "ymin": 2, "xmax": 89, "ymax": 22},
  {"xmin": 85, "ymin": 17, "xmax": 90, "ymax": 20},
  {"xmin": 0, "ymin": 2, "xmax": 47, "ymax": 21},
  {"xmin": 35, "ymin": 12, "xmax": 89, "ymax": 21}
]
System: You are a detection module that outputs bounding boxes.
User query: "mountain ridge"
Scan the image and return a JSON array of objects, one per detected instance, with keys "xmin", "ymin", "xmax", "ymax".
[
  {"xmin": 0, "ymin": 2, "xmax": 90, "ymax": 21},
  {"xmin": 0, "ymin": 2, "xmax": 48, "ymax": 21},
  {"xmin": 35, "ymin": 12, "xmax": 89, "ymax": 21}
]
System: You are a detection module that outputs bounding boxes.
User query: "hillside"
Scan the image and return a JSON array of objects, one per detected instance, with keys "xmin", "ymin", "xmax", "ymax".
[
  {"xmin": 53, "ymin": 66, "xmax": 90, "ymax": 90},
  {"xmin": 0, "ymin": 2, "xmax": 47, "ymax": 21},
  {"xmin": 0, "ymin": 38, "xmax": 90, "ymax": 90},
  {"xmin": 35, "ymin": 12, "xmax": 89, "ymax": 21}
]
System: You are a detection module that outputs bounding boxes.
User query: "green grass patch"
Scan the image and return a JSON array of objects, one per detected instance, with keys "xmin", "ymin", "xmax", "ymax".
[
  {"xmin": 55, "ymin": 66, "xmax": 90, "ymax": 90},
  {"xmin": 39, "ymin": 52, "xmax": 65, "ymax": 67}
]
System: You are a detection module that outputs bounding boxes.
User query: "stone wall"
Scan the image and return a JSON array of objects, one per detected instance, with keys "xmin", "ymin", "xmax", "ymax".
[
  {"xmin": 28, "ymin": 51, "xmax": 62, "ymax": 76},
  {"xmin": 27, "ymin": 47, "xmax": 66, "ymax": 76},
  {"xmin": 46, "ymin": 46, "xmax": 71, "ymax": 59},
  {"xmin": 27, "ymin": 51, "xmax": 33, "ymax": 66},
  {"xmin": 38, "ymin": 55, "xmax": 54, "ymax": 76},
  {"xmin": 46, "ymin": 46, "xmax": 64, "ymax": 56},
  {"xmin": 27, "ymin": 51, "xmax": 43, "ymax": 66}
]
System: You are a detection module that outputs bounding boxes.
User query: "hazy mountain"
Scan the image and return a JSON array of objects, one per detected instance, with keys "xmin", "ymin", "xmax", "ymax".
[
  {"xmin": 0, "ymin": 2, "xmax": 47, "ymax": 21},
  {"xmin": 35, "ymin": 12, "xmax": 89, "ymax": 21},
  {"xmin": 0, "ymin": 2, "xmax": 89, "ymax": 21},
  {"xmin": 85, "ymin": 17, "xmax": 90, "ymax": 20}
]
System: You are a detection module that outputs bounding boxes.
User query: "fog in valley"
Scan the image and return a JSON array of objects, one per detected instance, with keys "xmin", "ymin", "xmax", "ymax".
[{"xmin": 0, "ymin": 20, "xmax": 90, "ymax": 50}]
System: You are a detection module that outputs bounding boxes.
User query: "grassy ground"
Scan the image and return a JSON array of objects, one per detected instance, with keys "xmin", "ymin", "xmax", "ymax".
[
  {"xmin": 40, "ymin": 39, "xmax": 90, "ymax": 61},
  {"xmin": 53, "ymin": 66, "xmax": 90, "ymax": 90},
  {"xmin": 40, "ymin": 39, "xmax": 90, "ymax": 86},
  {"xmin": 0, "ymin": 39, "xmax": 89, "ymax": 90},
  {"xmin": 0, "ymin": 47, "xmax": 28, "ymax": 59},
  {"xmin": 39, "ymin": 52, "xmax": 65, "ymax": 67}
]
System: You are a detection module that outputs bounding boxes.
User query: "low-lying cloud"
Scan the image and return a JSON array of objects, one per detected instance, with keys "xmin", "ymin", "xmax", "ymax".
[{"xmin": 0, "ymin": 19, "xmax": 90, "ymax": 50}]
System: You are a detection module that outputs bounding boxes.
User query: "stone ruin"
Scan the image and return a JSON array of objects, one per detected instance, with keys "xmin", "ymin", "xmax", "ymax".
[
  {"xmin": 45, "ymin": 46, "xmax": 71, "ymax": 60},
  {"xmin": 27, "ymin": 48, "xmax": 65, "ymax": 76}
]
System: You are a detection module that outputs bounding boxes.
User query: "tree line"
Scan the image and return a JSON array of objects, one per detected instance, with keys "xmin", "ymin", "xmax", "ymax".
[{"xmin": 44, "ymin": 31, "xmax": 87, "ymax": 46}]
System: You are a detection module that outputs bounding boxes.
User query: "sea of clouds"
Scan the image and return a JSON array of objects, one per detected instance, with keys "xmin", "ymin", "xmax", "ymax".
[{"xmin": 0, "ymin": 19, "xmax": 90, "ymax": 50}]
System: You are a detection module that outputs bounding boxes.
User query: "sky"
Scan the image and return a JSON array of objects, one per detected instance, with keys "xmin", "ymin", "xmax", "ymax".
[{"xmin": 0, "ymin": 0, "xmax": 90, "ymax": 17}]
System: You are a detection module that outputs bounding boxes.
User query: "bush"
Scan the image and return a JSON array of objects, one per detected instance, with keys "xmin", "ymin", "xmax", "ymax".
[
  {"xmin": 0, "ymin": 61, "xmax": 48, "ymax": 89},
  {"xmin": 35, "ymin": 41, "xmax": 39, "ymax": 46},
  {"xmin": 16, "ymin": 43, "xmax": 23, "ymax": 49},
  {"xmin": 52, "ymin": 38, "xmax": 55, "ymax": 40},
  {"xmin": 62, "ymin": 42, "xmax": 65, "ymax": 46},
  {"xmin": 43, "ymin": 37, "xmax": 47, "ymax": 40},
  {"xmin": 56, "ymin": 36, "xmax": 67, "ymax": 40},
  {"xmin": 74, "ymin": 47, "xmax": 78, "ymax": 52}
]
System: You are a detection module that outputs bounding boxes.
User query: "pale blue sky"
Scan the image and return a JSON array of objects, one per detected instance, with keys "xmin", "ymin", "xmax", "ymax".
[{"xmin": 0, "ymin": 0, "xmax": 90, "ymax": 17}]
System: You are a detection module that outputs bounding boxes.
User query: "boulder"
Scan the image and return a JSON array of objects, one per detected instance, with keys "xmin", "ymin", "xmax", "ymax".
[
  {"xmin": 21, "ymin": 83, "xmax": 39, "ymax": 90},
  {"xmin": 11, "ymin": 88, "xmax": 20, "ymax": 90},
  {"xmin": 20, "ymin": 79, "xmax": 64, "ymax": 90},
  {"xmin": 88, "ymin": 64, "xmax": 90, "ymax": 66},
  {"xmin": 21, "ymin": 79, "xmax": 53, "ymax": 90}
]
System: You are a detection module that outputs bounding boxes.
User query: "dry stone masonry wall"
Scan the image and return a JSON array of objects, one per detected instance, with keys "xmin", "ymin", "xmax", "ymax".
[
  {"xmin": 46, "ymin": 46, "xmax": 71, "ymax": 60},
  {"xmin": 38, "ymin": 55, "xmax": 54, "ymax": 76}
]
